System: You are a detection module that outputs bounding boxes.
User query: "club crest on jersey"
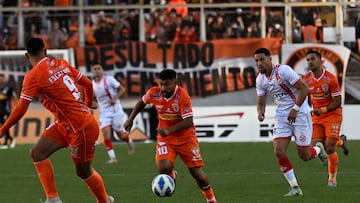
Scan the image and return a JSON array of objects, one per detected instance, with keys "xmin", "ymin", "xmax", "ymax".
[
  {"xmin": 322, "ymin": 84, "xmax": 329, "ymax": 92},
  {"xmin": 172, "ymin": 103, "xmax": 179, "ymax": 112}
]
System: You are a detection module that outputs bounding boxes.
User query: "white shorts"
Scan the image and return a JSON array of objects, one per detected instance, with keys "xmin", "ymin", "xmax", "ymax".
[
  {"xmin": 273, "ymin": 113, "xmax": 312, "ymax": 147},
  {"xmin": 99, "ymin": 112, "xmax": 128, "ymax": 132}
]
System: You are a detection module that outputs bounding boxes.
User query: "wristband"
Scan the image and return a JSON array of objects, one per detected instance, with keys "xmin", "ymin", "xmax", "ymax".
[
  {"xmin": 320, "ymin": 107, "xmax": 327, "ymax": 113},
  {"xmin": 293, "ymin": 104, "xmax": 300, "ymax": 112}
]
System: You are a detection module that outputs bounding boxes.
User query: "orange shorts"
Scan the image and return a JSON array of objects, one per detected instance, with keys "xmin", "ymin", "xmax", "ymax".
[
  {"xmin": 155, "ymin": 135, "xmax": 204, "ymax": 168},
  {"xmin": 312, "ymin": 118, "xmax": 341, "ymax": 141},
  {"xmin": 42, "ymin": 118, "xmax": 99, "ymax": 163}
]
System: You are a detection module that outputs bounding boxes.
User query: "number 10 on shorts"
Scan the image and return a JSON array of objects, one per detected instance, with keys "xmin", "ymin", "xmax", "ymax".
[{"xmin": 157, "ymin": 145, "xmax": 168, "ymax": 155}]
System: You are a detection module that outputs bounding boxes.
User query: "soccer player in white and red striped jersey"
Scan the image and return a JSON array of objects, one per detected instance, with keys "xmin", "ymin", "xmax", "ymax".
[
  {"xmin": 91, "ymin": 64, "xmax": 134, "ymax": 164},
  {"xmin": 255, "ymin": 48, "xmax": 327, "ymax": 197}
]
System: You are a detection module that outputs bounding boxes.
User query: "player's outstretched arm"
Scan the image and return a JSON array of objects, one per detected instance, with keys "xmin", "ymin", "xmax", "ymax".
[
  {"xmin": 257, "ymin": 95, "xmax": 266, "ymax": 121},
  {"xmin": 0, "ymin": 99, "xmax": 30, "ymax": 135},
  {"xmin": 124, "ymin": 99, "xmax": 147, "ymax": 132}
]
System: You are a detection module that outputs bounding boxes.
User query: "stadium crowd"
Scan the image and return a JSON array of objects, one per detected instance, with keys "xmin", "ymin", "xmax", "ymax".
[{"xmin": 0, "ymin": 0, "xmax": 359, "ymax": 52}]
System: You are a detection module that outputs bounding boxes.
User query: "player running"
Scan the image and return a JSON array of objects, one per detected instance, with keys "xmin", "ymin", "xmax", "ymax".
[
  {"xmin": 303, "ymin": 50, "xmax": 348, "ymax": 187},
  {"xmin": 124, "ymin": 69, "xmax": 218, "ymax": 203},
  {"xmin": 91, "ymin": 63, "xmax": 134, "ymax": 164},
  {"xmin": 255, "ymin": 48, "xmax": 327, "ymax": 197}
]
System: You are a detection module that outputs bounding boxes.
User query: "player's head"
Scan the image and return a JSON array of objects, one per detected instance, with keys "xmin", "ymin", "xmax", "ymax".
[
  {"xmin": 254, "ymin": 48, "xmax": 272, "ymax": 75},
  {"xmin": 306, "ymin": 50, "xmax": 321, "ymax": 59},
  {"xmin": 306, "ymin": 50, "xmax": 322, "ymax": 72},
  {"xmin": 159, "ymin": 69, "xmax": 177, "ymax": 98},
  {"xmin": 26, "ymin": 38, "xmax": 46, "ymax": 57},
  {"xmin": 91, "ymin": 63, "xmax": 104, "ymax": 78}
]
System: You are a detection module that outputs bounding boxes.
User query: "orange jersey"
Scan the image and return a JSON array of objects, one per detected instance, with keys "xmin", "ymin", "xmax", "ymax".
[
  {"xmin": 142, "ymin": 85, "xmax": 195, "ymax": 141},
  {"xmin": 21, "ymin": 57, "xmax": 93, "ymax": 133},
  {"xmin": 303, "ymin": 69, "xmax": 342, "ymax": 121}
]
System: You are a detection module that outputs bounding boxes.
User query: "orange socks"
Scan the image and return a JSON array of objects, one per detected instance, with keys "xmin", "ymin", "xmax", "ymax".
[
  {"xmin": 328, "ymin": 152, "xmax": 339, "ymax": 176},
  {"xmin": 201, "ymin": 185, "xmax": 216, "ymax": 202},
  {"xmin": 84, "ymin": 169, "xmax": 108, "ymax": 203},
  {"xmin": 33, "ymin": 159, "xmax": 59, "ymax": 199}
]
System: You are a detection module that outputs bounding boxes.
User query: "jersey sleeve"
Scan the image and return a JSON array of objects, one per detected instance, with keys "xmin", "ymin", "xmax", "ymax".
[
  {"xmin": 256, "ymin": 75, "xmax": 266, "ymax": 96},
  {"xmin": 279, "ymin": 65, "xmax": 300, "ymax": 86},
  {"xmin": 66, "ymin": 61, "xmax": 84, "ymax": 82},
  {"xmin": 108, "ymin": 76, "xmax": 121, "ymax": 89},
  {"xmin": 329, "ymin": 73, "xmax": 341, "ymax": 97},
  {"xmin": 179, "ymin": 91, "xmax": 193, "ymax": 119},
  {"xmin": 142, "ymin": 88, "xmax": 154, "ymax": 104},
  {"xmin": 20, "ymin": 71, "xmax": 40, "ymax": 102}
]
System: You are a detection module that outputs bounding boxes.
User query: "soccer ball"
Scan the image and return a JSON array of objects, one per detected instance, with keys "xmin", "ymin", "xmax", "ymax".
[{"xmin": 151, "ymin": 174, "xmax": 175, "ymax": 197}]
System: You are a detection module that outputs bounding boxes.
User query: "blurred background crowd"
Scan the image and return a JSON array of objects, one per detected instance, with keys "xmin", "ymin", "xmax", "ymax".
[{"xmin": 0, "ymin": 0, "xmax": 359, "ymax": 53}]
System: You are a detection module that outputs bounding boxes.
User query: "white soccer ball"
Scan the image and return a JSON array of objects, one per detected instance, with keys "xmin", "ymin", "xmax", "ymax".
[{"xmin": 151, "ymin": 174, "xmax": 175, "ymax": 197}]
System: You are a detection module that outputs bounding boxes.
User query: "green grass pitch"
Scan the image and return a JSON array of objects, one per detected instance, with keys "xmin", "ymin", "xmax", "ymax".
[{"xmin": 0, "ymin": 141, "xmax": 359, "ymax": 203}]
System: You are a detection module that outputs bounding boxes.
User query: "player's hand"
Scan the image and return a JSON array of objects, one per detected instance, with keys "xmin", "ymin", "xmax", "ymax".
[
  {"xmin": 157, "ymin": 128, "xmax": 170, "ymax": 137},
  {"xmin": 258, "ymin": 113, "xmax": 265, "ymax": 122},
  {"xmin": 288, "ymin": 109, "xmax": 297, "ymax": 124},
  {"xmin": 110, "ymin": 98, "xmax": 116, "ymax": 105},
  {"xmin": 312, "ymin": 108, "xmax": 322, "ymax": 116}
]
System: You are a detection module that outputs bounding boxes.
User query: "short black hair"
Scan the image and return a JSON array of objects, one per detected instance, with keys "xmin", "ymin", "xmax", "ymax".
[
  {"xmin": 159, "ymin": 69, "xmax": 177, "ymax": 80},
  {"xmin": 306, "ymin": 50, "xmax": 321, "ymax": 59},
  {"xmin": 254, "ymin": 48, "xmax": 271, "ymax": 56},
  {"xmin": 90, "ymin": 62, "xmax": 102, "ymax": 67},
  {"xmin": 26, "ymin": 38, "xmax": 45, "ymax": 56}
]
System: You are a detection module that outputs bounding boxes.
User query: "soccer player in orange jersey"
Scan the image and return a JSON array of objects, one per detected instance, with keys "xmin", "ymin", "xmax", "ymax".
[
  {"xmin": 303, "ymin": 50, "xmax": 346, "ymax": 187},
  {"xmin": 124, "ymin": 69, "xmax": 218, "ymax": 203},
  {"xmin": 0, "ymin": 38, "xmax": 114, "ymax": 203}
]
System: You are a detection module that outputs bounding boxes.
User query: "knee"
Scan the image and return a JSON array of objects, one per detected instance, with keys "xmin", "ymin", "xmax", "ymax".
[
  {"xmin": 325, "ymin": 147, "xmax": 335, "ymax": 155},
  {"xmin": 157, "ymin": 160, "xmax": 173, "ymax": 174},
  {"xmin": 325, "ymin": 143, "xmax": 336, "ymax": 154},
  {"xmin": 76, "ymin": 164, "xmax": 92, "ymax": 179},
  {"xmin": 274, "ymin": 149, "xmax": 286, "ymax": 158},
  {"xmin": 30, "ymin": 147, "xmax": 44, "ymax": 162},
  {"xmin": 299, "ymin": 153, "xmax": 310, "ymax": 161}
]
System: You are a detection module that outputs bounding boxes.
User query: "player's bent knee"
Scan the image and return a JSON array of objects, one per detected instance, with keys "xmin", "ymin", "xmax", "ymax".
[
  {"xmin": 75, "ymin": 163, "xmax": 92, "ymax": 179},
  {"xmin": 29, "ymin": 147, "xmax": 46, "ymax": 162},
  {"xmin": 298, "ymin": 153, "xmax": 311, "ymax": 161}
]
